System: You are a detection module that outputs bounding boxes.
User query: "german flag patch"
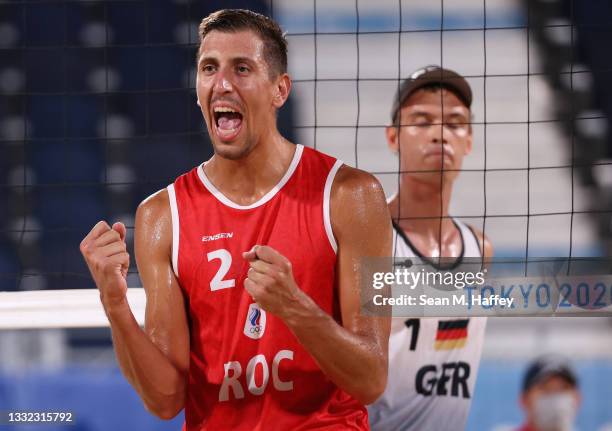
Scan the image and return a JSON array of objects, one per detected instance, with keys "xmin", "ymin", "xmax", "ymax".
[{"xmin": 434, "ymin": 319, "xmax": 469, "ymax": 350}]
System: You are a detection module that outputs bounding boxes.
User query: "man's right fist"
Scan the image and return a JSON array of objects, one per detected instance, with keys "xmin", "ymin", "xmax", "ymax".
[{"xmin": 80, "ymin": 220, "xmax": 130, "ymax": 307}]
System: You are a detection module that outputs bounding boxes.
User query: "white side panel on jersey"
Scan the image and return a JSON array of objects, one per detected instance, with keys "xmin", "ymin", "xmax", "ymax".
[
  {"xmin": 167, "ymin": 184, "xmax": 180, "ymax": 278},
  {"xmin": 323, "ymin": 159, "xmax": 343, "ymax": 254}
]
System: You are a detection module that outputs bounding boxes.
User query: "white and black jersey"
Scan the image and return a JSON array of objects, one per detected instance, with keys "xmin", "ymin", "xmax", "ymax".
[{"xmin": 368, "ymin": 219, "xmax": 487, "ymax": 431}]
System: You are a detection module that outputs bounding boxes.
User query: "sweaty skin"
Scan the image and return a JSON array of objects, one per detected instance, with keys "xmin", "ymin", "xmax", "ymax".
[
  {"xmin": 80, "ymin": 27, "xmax": 392, "ymax": 418},
  {"xmin": 80, "ymin": 199, "xmax": 189, "ymax": 419},
  {"xmin": 386, "ymin": 88, "xmax": 493, "ymax": 258},
  {"xmin": 243, "ymin": 164, "xmax": 392, "ymax": 404}
]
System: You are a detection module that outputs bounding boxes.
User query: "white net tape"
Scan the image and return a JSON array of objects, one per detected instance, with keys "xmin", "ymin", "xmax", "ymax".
[{"xmin": 0, "ymin": 288, "xmax": 145, "ymax": 329}]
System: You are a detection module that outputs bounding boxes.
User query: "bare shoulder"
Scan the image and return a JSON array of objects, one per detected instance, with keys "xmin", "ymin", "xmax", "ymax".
[
  {"xmin": 137, "ymin": 189, "xmax": 170, "ymax": 222},
  {"xmin": 330, "ymin": 165, "xmax": 390, "ymax": 240},
  {"xmin": 467, "ymin": 225, "xmax": 494, "ymax": 258},
  {"xmin": 135, "ymin": 189, "xmax": 172, "ymax": 254},
  {"xmin": 331, "ymin": 165, "xmax": 386, "ymax": 201}
]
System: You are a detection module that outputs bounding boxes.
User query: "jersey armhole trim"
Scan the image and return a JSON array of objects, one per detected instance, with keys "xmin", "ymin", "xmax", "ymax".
[
  {"xmin": 323, "ymin": 160, "xmax": 343, "ymax": 254},
  {"xmin": 167, "ymin": 184, "xmax": 180, "ymax": 278},
  {"xmin": 465, "ymin": 224, "xmax": 483, "ymax": 257}
]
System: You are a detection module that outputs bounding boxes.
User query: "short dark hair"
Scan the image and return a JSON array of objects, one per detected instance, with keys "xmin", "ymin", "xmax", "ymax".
[
  {"xmin": 522, "ymin": 356, "xmax": 578, "ymax": 393},
  {"xmin": 198, "ymin": 9, "xmax": 288, "ymax": 78}
]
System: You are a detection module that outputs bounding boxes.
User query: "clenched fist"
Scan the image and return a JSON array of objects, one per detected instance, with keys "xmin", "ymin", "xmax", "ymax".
[
  {"xmin": 80, "ymin": 220, "xmax": 130, "ymax": 308},
  {"xmin": 242, "ymin": 245, "xmax": 306, "ymax": 321}
]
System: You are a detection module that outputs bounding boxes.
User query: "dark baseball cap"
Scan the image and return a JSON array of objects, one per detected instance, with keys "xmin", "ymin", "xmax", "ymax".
[
  {"xmin": 522, "ymin": 356, "xmax": 578, "ymax": 393},
  {"xmin": 391, "ymin": 65, "xmax": 473, "ymax": 122}
]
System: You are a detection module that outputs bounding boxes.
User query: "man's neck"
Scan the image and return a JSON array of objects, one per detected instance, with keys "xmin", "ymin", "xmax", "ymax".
[
  {"xmin": 392, "ymin": 176, "xmax": 454, "ymax": 231},
  {"xmin": 389, "ymin": 176, "xmax": 461, "ymax": 257},
  {"xmin": 204, "ymin": 131, "xmax": 296, "ymax": 206}
]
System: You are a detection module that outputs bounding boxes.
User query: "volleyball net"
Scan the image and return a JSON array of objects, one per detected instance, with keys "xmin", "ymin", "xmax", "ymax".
[
  {"xmin": 1, "ymin": 0, "xmax": 612, "ymax": 429},
  {"xmin": 1, "ymin": 0, "xmax": 610, "ymax": 301}
]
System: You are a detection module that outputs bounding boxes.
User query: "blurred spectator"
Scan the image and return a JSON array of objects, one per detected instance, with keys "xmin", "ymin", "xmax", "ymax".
[{"xmin": 516, "ymin": 356, "xmax": 581, "ymax": 431}]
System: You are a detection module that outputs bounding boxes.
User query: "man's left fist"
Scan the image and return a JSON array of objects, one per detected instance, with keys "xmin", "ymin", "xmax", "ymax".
[{"xmin": 242, "ymin": 245, "xmax": 302, "ymax": 320}]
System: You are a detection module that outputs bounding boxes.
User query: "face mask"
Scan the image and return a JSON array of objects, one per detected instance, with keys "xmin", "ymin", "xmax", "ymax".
[{"xmin": 532, "ymin": 392, "xmax": 577, "ymax": 431}]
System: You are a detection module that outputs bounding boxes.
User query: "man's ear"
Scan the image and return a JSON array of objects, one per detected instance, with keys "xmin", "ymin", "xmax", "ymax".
[
  {"xmin": 272, "ymin": 73, "xmax": 291, "ymax": 109},
  {"xmin": 519, "ymin": 391, "xmax": 532, "ymax": 412},
  {"xmin": 574, "ymin": 390, "xmax": 582, "ymax": 408},
  {"xmin": 386, "ymin": 125, "xmax": 399, "ymax": 154}
]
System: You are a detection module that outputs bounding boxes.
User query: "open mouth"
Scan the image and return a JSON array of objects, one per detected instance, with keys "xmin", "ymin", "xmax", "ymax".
[{"xmin": 213, "ymin": 106, "xmax": 243, "ymax": 142}]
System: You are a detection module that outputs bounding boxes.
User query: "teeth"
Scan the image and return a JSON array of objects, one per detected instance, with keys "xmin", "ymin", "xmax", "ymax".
[
  {"xmin": 214, "ymin": 107, "xmax": 237, "ymax": 113},
  {"xmin": 218, "ymin": 127, "xmax": 238, "ymax": 136}
]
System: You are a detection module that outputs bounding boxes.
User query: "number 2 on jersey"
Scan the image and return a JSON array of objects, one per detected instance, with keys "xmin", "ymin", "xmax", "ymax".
[{"xmin": 207, "ymin": 249, "xmax": 236, "ymax": 291}]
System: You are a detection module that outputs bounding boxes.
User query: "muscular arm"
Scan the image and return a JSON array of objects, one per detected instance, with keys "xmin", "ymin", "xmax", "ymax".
[
  {"xmin": 292, "ymin": 166, "xmax": 392, "ymax": 404},
  {"xmin": 81, "ymin": 190, "xmax": 190, "ymax": 419},
  {"xmin": 244, "ymin": 165, "xmax": 392, "ymax": 404}
]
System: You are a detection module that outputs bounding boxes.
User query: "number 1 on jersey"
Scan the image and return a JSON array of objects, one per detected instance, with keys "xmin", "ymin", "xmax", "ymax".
[
  {"xmin": 404, "ymin": 318, "xmax": 420, "ymax": 351},
  {"xmin": 207, "ymin": 249, "xmax": 236, "ymax": 291}
]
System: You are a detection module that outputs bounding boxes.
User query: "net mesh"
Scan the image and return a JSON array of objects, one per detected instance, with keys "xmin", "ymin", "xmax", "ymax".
[
  {"xmin": 0, "ymin": 1, "xmax": 609, "ymax": 288},
  {"xmin": 1, "ymin": 1, "xmax": 612, "ymax": 430}
]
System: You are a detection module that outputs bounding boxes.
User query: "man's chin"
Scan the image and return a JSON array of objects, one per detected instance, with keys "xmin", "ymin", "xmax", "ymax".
[
  {"xmin": 212, "ymin": 139, "xmax": 253, "ymax": 160},
  {"xmin": 420, "ymin": 159, "xmax": 460, "ymax": 176},
  {"xmin": 403, "ymin": 170, "xmax": 459, "ymax": 185}
]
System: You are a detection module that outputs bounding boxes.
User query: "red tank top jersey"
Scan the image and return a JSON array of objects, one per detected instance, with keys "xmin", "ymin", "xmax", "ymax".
[{"xmin": 167, "ymin": 144, "xmax": 369, "ymax": 430}]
